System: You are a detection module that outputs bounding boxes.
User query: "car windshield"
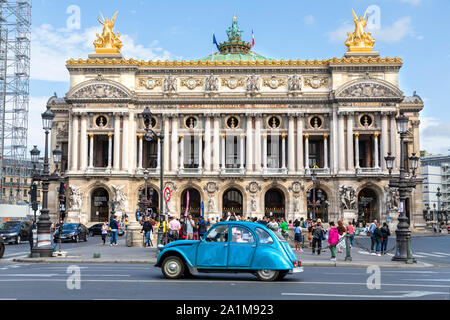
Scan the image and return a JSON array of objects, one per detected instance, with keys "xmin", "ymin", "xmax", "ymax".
[
  {"xmin": 273, "ymin": 229, "xmax": 287, "ymax": 242},
  {"xmin": 62, "ymin": 224, "xmax": 78, "ymax": 230},
  {"xmin": 0, "ymin": 222, "xmax": 20, "ymax": 231}
]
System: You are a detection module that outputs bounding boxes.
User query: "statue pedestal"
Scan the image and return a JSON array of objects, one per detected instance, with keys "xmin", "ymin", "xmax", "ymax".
[
  {"xmin": 387, "ymin": 210, "xmax": 398, "ymax": 231},
  {"xmin": 126, "ymin": 221, "xmax": 144, "ymax": 247},
  {"xmin": 342, "ymin": 210, "xmax": 357, "ymax": 222}
]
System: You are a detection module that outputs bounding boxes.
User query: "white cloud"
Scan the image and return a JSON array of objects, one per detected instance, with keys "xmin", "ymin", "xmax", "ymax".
[
  {"xmin": 31, "ymin": 23, "xmax": 176, "ymax": 83},
  {"xmin": 327, "ymin": 16, "xmax": 414, "ymax": 44},
  {"xmin": 27, "ymin": 96, "xmax": 51, "ymax": 153},
  {"xmin": 304, "ymin": 15, "xmax": 315, "ymax": 26},
  {"xmin": 419, "ymin": 116, "xmax": 450, "ymax": 155},
  {"xmin": 399, "ymin": 0, "xmax": 422, "ymax": 5}
]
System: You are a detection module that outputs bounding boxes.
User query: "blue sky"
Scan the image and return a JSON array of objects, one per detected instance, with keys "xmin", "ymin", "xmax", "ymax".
[{"xmin": 29, "ymin": 0, "xmax": 450, "ymax": 155}]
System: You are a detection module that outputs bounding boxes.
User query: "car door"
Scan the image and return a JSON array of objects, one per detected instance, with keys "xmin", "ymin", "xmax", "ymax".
[
  {"xmin": 196, "ymin": 224, "xmax": 229, "ymax": 268},
  {"xmin": 228, "ymin": 226, "xmax": 257, "ymax": 268}
]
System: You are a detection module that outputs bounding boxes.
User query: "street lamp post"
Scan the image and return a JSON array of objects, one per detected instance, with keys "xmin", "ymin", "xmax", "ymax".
[
  {"xmin": 436, "ymin": 187, "xmax": 442, "ymax": 215},
  {"xmin": 30, "ymin": 106, "xmax": 62, "ymax": 257},
  {"xmin": 142, "ymin": 107, "xmax": 166, "ymax": 250},
  {"xmin": 384, "ymin": 113, "xmax": 419, "ymax": 264}
]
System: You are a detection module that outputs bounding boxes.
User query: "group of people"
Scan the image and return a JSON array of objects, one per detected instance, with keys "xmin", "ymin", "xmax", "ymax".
[
  {"xmin": 367, "ymin": 219, "xmax": 391, "ymax": 256},
  {"xmin": 167, "ymin": 215, "xmax": 211, "ymax": 243}
]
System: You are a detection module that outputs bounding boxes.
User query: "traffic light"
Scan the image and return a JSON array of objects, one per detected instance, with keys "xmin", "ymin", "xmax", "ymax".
[
  {"xmin": 30, "ymin": 184, "xmax": 37, "ymax": 203},
  {"xmin": 58, "ymin": 182, "xmax": 66, "ymax": 203}
]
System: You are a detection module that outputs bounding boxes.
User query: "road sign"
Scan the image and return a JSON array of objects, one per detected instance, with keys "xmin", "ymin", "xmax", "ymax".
[{"xmin": 164, "ymin": 187, "xmax": 171, "ymax": 202}]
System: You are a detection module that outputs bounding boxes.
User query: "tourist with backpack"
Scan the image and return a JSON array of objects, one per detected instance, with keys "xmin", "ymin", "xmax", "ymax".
[
  {"xmin": 311, "ymin": 219, "xmax": 324, "ymax": 255},
  {"xmin": 380, "ymin": 222, "xmax": 391, "ymax": 255}
]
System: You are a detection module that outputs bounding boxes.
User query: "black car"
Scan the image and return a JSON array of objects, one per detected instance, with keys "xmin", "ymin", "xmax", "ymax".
[
  {"xmin": 88, "ymin": 223, "xmax": 125, "ymax": 237},
  {"xmin": 0, "ymin": 235, "xmax": 5, "ymax": 258},
  {"xmin": 54, "ymin": 223, "xmax": 88, "ymax": 242},
  {"xmin": 0, "ymin": 221, "xmax": 32, "ymax": 244}
]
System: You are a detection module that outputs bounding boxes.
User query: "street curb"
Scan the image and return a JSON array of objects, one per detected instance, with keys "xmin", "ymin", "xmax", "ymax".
[{"xmin": 12, "ymin": 258, "xmax": 435, "ymax": 268}]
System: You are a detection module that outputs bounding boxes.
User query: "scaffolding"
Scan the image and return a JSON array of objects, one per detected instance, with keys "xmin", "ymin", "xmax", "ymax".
[{"xmin": 0, "ymin": 0, "xmax": 31, "ymax": 204}]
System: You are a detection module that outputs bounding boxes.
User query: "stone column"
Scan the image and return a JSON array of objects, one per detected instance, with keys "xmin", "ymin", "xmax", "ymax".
[
  {"xmin": 240, "ymin": 134, "xmax": 245, "ymax": 169},
  {"xmin": 288, "ymin": 116, "xmax": 295, "ymax": 172},
  {"xmin": 296, "ymin": 114, "xmax": 304, "ymax": 173},
  {"xmin": 163, "ymin": 116, "xmax": 170, "ymax": 172},
  {"xmin": 338, "ymin": 113, "xmax": 346, "ymax": 173},
  {"xmin": 346, "ymin": 113, "xmax": 354, "ymax": 171},
  {"xmin": 374, "ymin": 133, "xmax": 380, "ymax": 168},
  {"xmin": 138, "ymin": 135, "xmax": 143, "ymax": 169},
  {"xmin": 213, "ymin": 116, "xmax": 220, "ymax": 172},
  {"xmin": 324, "ymin": 134, "xmax": 328, "ymax": 169},
  {"xmin": 281, "ymin": 134, "xmax": 287, "ymax": 169},
  {"xmin": 263, "ymin": 134, "xmax": 267, "ymax": 169},
  {"xmin": 221, "ymin": 134, "xmax": 226, "ymax": 168},
  {"xmin": 246, "ymin": 115, "xmax": 253, "ymax": 172},
  {"xmin": 304, "ymin": 134, "xmax": 309, "ymax": 169},
  {"xmin": 354, "ymin": 133, "xmax": 360, "ymax": 169},
  {"xmin": 171, "ymin": 116, "xmax": 178, "ymax": 172},
  {"xmin": 71, "ymin": 114, "xmax": 79, "ymax": 171},
  {"xmin": 198, "ymin": 134, "xmax": 203, "ymax": 170},
  {"xmin": 204, "ymin": 116, "xmax": 211, "ymax": 172},
  {"xmin": 391, "ymin": 114, "xmax": 400, "ymax": 171},
  {"xmin": 179, "ymin": 135, "xmax": 184, "ymax": 169},
  {"xmin": 128, "ymin": 112, "xmax": 136, "ymax": 174},
  {"xmin": 113, "ymin": 114, "xmax": 120, "ymax": 171},
  {"xmin": 122, "ymin": 114, "xmax": 129, "ymax": 171},
  {"xmin": 89, "ymin": 134, "xmax": 94, "ymax": 168},
  {"xmin": 157, "ymin": 137, "xmax": 161, "ymax": 169},
  {"xmin": 331, "ymin": 105, "xmax": 338, "ymax": 174},
  {"xmin": 80, "ymin": 115, "xmax": 87, "ymax": 171},
  {"xmin": 381, "ymin": 113, "xmax": 388, "ymax": 172},
  {"xmin": 254, "ymin": 116, "xmax": 262, "ymax": 172},
  {"xmin": 108, "ymin": 133, "xmax": 113, "ymax": 168}
]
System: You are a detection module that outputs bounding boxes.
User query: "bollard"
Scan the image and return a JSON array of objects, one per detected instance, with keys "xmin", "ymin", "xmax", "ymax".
[
  {"xmin": 345, "ymin": 233, "xmax": 352, "ymax": 261},
  {"xmin": 406, "ymin": 237, "xmax": 416, "ymax": 264}
]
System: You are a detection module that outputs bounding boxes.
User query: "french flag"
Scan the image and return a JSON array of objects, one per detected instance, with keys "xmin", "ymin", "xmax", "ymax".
[{"xmin": 252, "ymin": 29, "xmax": 255, "ymax": 47}]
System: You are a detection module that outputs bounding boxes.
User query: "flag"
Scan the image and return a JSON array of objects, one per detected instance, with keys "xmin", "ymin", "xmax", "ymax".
[
  {"xmin": 184, "ymin": 191, "xmax": 190, "ymax": 217},
  {"xmin": 213, "ymin": 33, "xmax": 219, "ymax": 50},
  {"xmin": 252, "ymin": 29, "xmax": 255, "ymax": 47}
]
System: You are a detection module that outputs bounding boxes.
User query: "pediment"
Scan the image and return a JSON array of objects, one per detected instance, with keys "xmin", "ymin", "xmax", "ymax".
[
  {"xmin": 336, "ymin": 79, "xmax": 403, "ymax": 101},
  {"xmin": 66, "ymin": 76, "xmax": 132, "ymax": 101}
]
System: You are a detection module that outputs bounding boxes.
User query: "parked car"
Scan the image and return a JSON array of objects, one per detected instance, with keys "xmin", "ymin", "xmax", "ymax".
[
  {"xmin": 0, "ymin": 220, "xmax": 32, "ymax": 244},
  {"xmin": 0, "ymin": 235, "xmax": 5, "ymax": 258},
  {"xmin": 155, "ymin": 221, "xmax": 303, "ymax": 281},
  {"xmin": 88, "ymin": 223, "xmax": 124, "ymax": 237},
  {"xmin": 54, "ymin": 223, "xmax": 88, "ymax": 242}
]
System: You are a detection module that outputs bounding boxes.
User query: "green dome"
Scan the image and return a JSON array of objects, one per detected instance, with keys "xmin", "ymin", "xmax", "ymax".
[{"xmin": 198, "ymin": 51, "xmax": 272, "ymax": 62}]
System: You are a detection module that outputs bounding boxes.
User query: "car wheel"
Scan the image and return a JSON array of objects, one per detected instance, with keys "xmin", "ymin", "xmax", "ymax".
[
  {"xmin": 15, "ymin": 236, "xmax": 19, "ymax": 245},
  {"xmin": 0, "ymin": 243, "xmax": 4, "ymax": 258},
  {"xmin": 74, "ymin": 236, "xmax": 78, "ymax": 243},
  {"xmin": 276, "ymin": 271, "xmax": 288, "ymax": 281},
  {"xmin": 161, "ymin": 256, "xmax": 185, "ymax": 279},
  {"xmin": 255, "ymin": 269, "xmax": 280, "ymax": 281}
]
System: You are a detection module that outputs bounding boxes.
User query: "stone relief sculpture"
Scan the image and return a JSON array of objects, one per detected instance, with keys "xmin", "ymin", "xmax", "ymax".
[
  {"xmin": 287, "ymin": 75, "xmax": 302, "ymax": 91},
  {"xmin": 246, "ymin": 75, "xmax": 260, "ymax": 93},
  {"xmin": 111, "ymin": 184, "xmax": 127, "ymax": 214},
  {"xmin": 71, "ymin": 84, "xmax": 128, "ymax": 99},
  {"xmin": 339, "ymin": 82, "xmax": 398, "ymax": 98},
  {"xmin": 69, "ymin": 186, "xmax": 83, "ymax": 211},
  {"xmin": 250, "ymin": 195, "xmax": 257, "ymax": 212},
  {"xmin": 205, "ymin": 74, "xmax": 219, "ymax": 91},
  {"xmin": 163, "ymin": 75, "xmax": 177, "ymax": 92},
  {"xmin": 338, "ymin": 185, "xmax": 357, "ymax": 210},
  {"xmin": 384, "ymin": 186, "xmax": 399, "ymax": 211},
  {"xmin": 207, "ymin": 197, "xmax": 216, "ymax": 213},
  {"xmin": 293, "ymin": 196, "xmax": 300, "ymax": 214}
]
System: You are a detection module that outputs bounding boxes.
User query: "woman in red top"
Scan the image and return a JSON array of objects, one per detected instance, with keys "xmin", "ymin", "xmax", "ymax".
[
  {"xmin": 346, "ymin": 221, "xmax": 355, "ymax": 247},
  {"xmin": 337, "ymin": 220, "xmax": 346, "ymax": 253}
]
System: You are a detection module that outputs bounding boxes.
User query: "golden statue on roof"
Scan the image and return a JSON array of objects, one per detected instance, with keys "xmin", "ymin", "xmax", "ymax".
[
  {"xmin": 93, "ymin": 11, "xmax": 123, "ymax": 54},
  {"xmin": 345, "ymin": 9, "xmax": 375, "ymax": 53}
]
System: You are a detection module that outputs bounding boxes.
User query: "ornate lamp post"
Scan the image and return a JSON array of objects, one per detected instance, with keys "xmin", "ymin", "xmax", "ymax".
[
  {"xmin": 384, "ymin": 113, "xmax": 419, "ymax": 264},
  {"xmin": 308, "ymin": 168, "xmax": 318, "ymax": 220},
  {"xmin": 142, "ymin": 107, "xmax": 166, "ymax": 250},
  {"xmin": 31, "ymin": 106, "xmax": 63, "ymax": 257},
  {"xmin": 436, "ymin": 187, "xmax": 442, "ymax": 216}
]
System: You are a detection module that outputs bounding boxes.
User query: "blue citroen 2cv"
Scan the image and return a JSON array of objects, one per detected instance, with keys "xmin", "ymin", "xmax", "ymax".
[{"xmin": 155, "ymin": 221, "xmax": 303, "ymax": 281}]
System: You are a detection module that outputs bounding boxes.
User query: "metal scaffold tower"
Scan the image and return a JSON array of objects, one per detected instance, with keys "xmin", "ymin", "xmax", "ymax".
[{"xmin": 0, "ymin": 0, "xmax": 32, "ymax": 203}]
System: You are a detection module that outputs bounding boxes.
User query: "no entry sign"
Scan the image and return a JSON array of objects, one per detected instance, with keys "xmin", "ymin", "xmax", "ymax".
[{"xmin": 164, "ymin": 187, "xmax": 171, "ymax": 202}]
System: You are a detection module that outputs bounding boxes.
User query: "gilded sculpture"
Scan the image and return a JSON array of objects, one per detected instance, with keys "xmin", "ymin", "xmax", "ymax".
[
  {"xmin": 345, "ymin": 9, "xmax": 375, "ymax": 53},
  {"xmin": 93, "ymin": 11, "xmax": 123, "ymax": 54}
]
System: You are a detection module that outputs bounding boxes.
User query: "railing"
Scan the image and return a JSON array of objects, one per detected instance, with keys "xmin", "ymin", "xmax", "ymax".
[
  {"xmin": 262, "ymin": 168, "xmax": 288, "ymax": 175},
  {"xmin": 179, "ymin": 168, "xmax": 204, "ymax": 175},
  {"xmin": 356, "ymin": 167, "xmax": 382, "ymax": 174},
  {"xmin": 220, "ymin": 167, "xmax": 246, "ymax": 175},
  {"xmin": 305, "ymin": 168, "xmax": 330, "ymax": 175}
]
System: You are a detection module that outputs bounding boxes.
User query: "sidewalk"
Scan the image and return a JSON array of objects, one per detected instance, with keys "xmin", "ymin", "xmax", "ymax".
[{"xmin": 13, "ymin": 237, "xmax": 434, "ymax": 268}]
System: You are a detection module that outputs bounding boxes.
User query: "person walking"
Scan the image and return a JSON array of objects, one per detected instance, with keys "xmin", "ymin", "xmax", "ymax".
[
  {"xmin": 193, "ymin": 218, "xmax": 199, "ymax": 240},
  {"xmin": 374, "ymin": 223, "xmax": 383, "ymax": 256},
  {"xmin": 168, "ymin": 216, "xmax": 181, "ymax": 242},
  {"xmin": 186, "ymin": 215, "xmax": 195, "ymax": 240},
  {"xmin": 198, "ymin": 216, "xmax": 207, "ymax": 239},
  {"xmin": 337, "ymin": 220, "xmax": 346, "ymax": 253},
  {"xmin": 311, "ymin": 220, "xmax": 324, "ymax": 255},
  {"xmin": 328, "ymin": 221, "xmax": 339, "ymax": 261},
  {"xmin": 294, "ymin": 223, "xmax": 303, "ymax": 252},
  {"xmin": 368, "ymin": 219, "xmax": 377, "ymax": 254},
  {"xmin": 141, "ymin": 217, "xmax": 153, "ymax": 247},
  {"xmin": 101, "ymin": 222, "xmax": 108, "ymax": 245},
  {"xmin": 279, "ymin": 218, "xmax": 289, "ymax": 239},
  {"xmin": 346, "ymin": 221, "xmax": 355, "ymax": 247},
  {"xmin": 109, "ymin": 215, "xmax": 119, "ymax": 246},
  {"xmin": 380, "ymin": 222, "xmax": 390, "ymax": 255}
]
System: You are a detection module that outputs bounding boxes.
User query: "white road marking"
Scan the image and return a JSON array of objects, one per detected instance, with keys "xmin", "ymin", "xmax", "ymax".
[
  {"xmin": 2, "ymin": 252, "xmax": 29, "ymax": 258},
  {"xmin": 431, "ymin": 252, "xmax": 450, "ymax": 257},
  {"xmin": 415, "ymin": 252, "xmax": 448, "ymax": 258},
  {"xmin": 281, "ymin": 291, "xmax": 448, "ymax": 298},
  {"xmin": 0, "ymin": 274, "xmax": 58, "ymax": 277}
]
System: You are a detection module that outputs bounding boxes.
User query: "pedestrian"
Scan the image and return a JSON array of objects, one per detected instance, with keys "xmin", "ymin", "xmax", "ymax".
[
  {"xmin": 293, "ymin": 218, "xmax": 300, "ymax": 228},
  {"xmin": 346, "ymin": 221, "xmax": 355, "ymax": 247},
  {"xmin": 374, "ymin": 223, "xmax": 383, "ymax": 256},
  {"xmin": 328, "ymin": 221, "xmax": 339, "ymax": 261},
  {"xmin": 288, "ymin": 220, "xmax": 294, "ymax": 228},
  {"xmin": 168, "ymin": 216, "xmax": 180, "ymax": 242},
  {"xmin": 337, "ymin": 220, "xmax": 346, "ymax": 253},
  {"xmin": 101, "ymin": 222, "xmax": 108, "ymax": 245},
  {"xmin": 198, "ymin": 216, "xmax": 208, "ymax": 239},
  {"xmin": 193, "ymin": 218, "xmax": 199, "ymax": 240},
  {"xmin": 368, "ymin": 219, "xmax": 377, "ymax": 254},
  {"xmin": 109, "ymin": 215, "xmax": 119, "ymax": 246},
  {"xmin": 307, "ymin": 220, "xmax": 313, "ymax": 247},
  {"xmin": 380, "ymin": 222, "xmax": 390, "ymax": 255},
  {"xmin": 279, "ymin": 218, "xmax": 289, "ymax": 239},
  {"xmin": 294, "ymin": 223, "xmax": 303, "ymax": 252},
  {"xmin": 311, "ymin": 220, "xmax": 324, "ymax": 255},
  {"xmin": 141, "ymin": 217, "xmax": 153, "ymax": 247},
  {"xmin": 28, "ymin": 219, "xmax": 34, "ymax": 250},
  {"xmin": 186, "ymin": 215, "xmax": 195, "ymax": 240},
  {"xmin": 267, "ymin": 218, "xmax": 279, "ymax": 232}
]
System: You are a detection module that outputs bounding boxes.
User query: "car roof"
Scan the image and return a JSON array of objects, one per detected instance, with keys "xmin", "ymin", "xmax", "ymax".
[{"xmin": 214, "ymin": 221, "xmax": 271, "ymax": 231}]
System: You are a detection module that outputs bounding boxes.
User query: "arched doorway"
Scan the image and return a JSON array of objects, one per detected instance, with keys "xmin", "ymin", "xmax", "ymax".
[
  {"xmin": 307, "ymin": 188, "xmax": 329, "ymax": 222},
  {"xmin": 138, "ymin": 186, "xmax": 159, "ymax": 219},
  {"xmin": 358, "ymin": 188, "xmax": 378, "ymax": 225},
  {"xmin": 222, "ymin": 188, "xmax": 243, "ymax": 217},
  {"xmin": 264, "ymin": 188, "xmax": 285, "ymax": 219},
  {"xmin": 91, "ymin": 188, "xmax": 109, "ymax": 222},
  {"xmin": 181, "ymin": 188, "xmax": 201, "ymax": 218}
]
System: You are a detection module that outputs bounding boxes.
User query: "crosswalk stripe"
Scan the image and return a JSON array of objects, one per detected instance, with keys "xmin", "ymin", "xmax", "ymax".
[
  {"xmin": 431, "ymin": 252, "xmax": 450, "ymax": 257},
  {"xmin": 415, "ymin": 252, "xmax": 448, "ymax": 258}
]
